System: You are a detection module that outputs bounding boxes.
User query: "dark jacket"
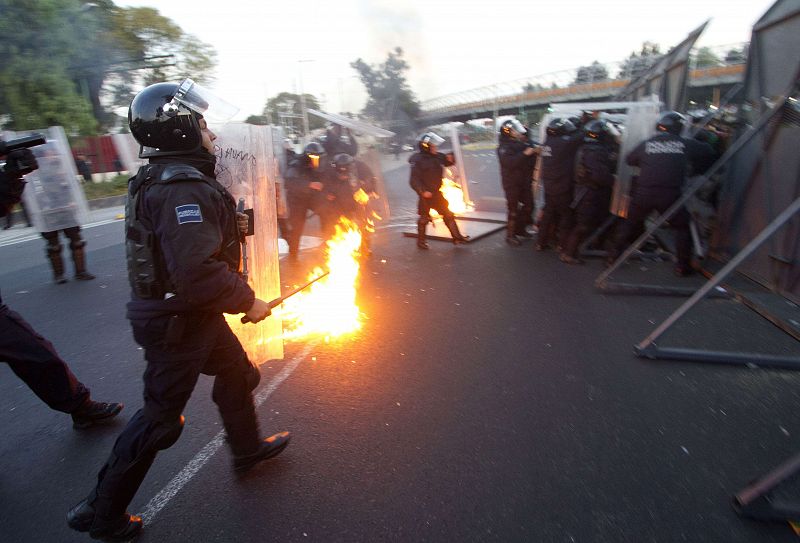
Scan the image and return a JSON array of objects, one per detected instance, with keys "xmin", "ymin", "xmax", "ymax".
[
  {"xmin": 323, "ymin": 129, "xmax": 358, "ymax": 157},
  {"xmin": 540, "ymin": 132, "xmax": 582, "ymax": 195},
  {"xmin": 497, "ymin": 139, "xmax": 536, "ymax": 190},
  {"xmin": 575, "ymin": 142, "xmax": 616, "ymax": 189},
  {"xmin": 125, "ymin": 155, "xmax": 254, "ymax": 320},
  {"xmin": 285, "ymin": 161, "xmax": 326, "ymax": 197},
  {"xmin": 409, "ymin": 152, "xmax": 454, "ymax": 195},
  {"xmin": 627, "ymin": 133, "xmax": 715, "ymax": 194}
]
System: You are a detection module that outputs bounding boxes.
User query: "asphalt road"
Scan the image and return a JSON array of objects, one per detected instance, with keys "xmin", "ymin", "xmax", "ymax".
[{"xmin": 1, "ymin": 150, "xmax": 799, "ymax": 542}]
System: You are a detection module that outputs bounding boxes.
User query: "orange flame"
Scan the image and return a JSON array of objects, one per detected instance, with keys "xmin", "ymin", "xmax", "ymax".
[
  {"xmin": 277, "ymin": 217, "xmax": 363, "ymax": 341},
  {"xmin": 431, "ymin": 167, "xmax": 472, "ymax": 216}
]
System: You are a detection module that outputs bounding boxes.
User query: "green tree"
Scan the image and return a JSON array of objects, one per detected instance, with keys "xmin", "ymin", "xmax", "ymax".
[
  {"xmin": 351, "ymin": 47, "xmax": 421, "ymax": 138},
  {"xmin": 573, "ymin": 61, "xmax": 609, "ymax": 85},
  {"xmin": 617, "ymin": 41, "xmax": 662, "ymax": 80},
  {"xmin": 256, "ymin": 92, "xmax": 324, "ymax": 135},
  {"xmin": 0, "ymin": 0, "xmax": 217, "ymax": 134},
  {"xmin": 693, "ymin": 46, "xmax": 722, "ymax": 68}
]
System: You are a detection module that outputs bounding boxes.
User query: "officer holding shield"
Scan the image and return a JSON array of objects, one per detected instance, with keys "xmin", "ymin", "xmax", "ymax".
[{"xmin": 67, "ymin": 80, "xmax": 290, "ymax": 541}]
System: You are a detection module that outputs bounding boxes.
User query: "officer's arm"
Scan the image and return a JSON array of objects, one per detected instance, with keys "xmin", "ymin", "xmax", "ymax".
[
  {"xmin": 409, "ymin": 161, "xmax": 424, "ymax": 194},
  {"xmin": 152, "ymin": 183, "xmax": 255, "ymax": 314},
  {"xmin": 498, "ymin": 146, "xmax": 531, "ymax": 170}
]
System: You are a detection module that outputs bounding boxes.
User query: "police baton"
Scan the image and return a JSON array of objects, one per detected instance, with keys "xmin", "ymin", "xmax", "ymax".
[
  {"xmin": 240, "ymin": 271, "xmax": 330, "ymax": 324},
  {"xmin": 236, "ymin": 198, "xmax": 249, "ymax": 282}
]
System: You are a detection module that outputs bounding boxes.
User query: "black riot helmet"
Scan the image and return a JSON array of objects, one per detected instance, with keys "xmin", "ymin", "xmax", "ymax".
[
  {"xmin": 128, "ymin": 79, "xmax": 238, "ymax": 158},
  {"xmin": 499, "ymin": 119, "xmax": 527, "ymax": 141},
  {"xmin": 332, "ymin": 153, "xmax": 354, "ymax": 177},
  {"xmin": 303, "ymin": 141, "xmax": 327, "ymax": 170},
  {"xmin": 417, "ymin": 132, "xmax": 445, "ymax": 154},
  {"xmin": 656, "ymin": 111, "xmax": 686, "ymax": 135},
  {"xmin": 583, "ymin": 119, "xmax": 612, "ymax": 144},
  {"xmin": 546, "ymin": 118, "xmax": 576, "ymax": 137}
]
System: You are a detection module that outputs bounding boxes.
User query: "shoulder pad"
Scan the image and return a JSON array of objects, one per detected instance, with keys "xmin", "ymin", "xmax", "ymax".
[{"xmin": 158, "ymin": 164, "xmax": 205, "ymax": 184}]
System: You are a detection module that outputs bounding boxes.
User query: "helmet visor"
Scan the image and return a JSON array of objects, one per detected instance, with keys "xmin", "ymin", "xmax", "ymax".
[
  {"xmin": 425, "ymin": 133, "xmax": 445, "ymax": 146},
  {"xmin": 172, "ymin": 78, "xmax": 239, "ymax": 122},
  {"xmin": 508, "ymin": 119, "xmax": 527, "ymax": 135}
]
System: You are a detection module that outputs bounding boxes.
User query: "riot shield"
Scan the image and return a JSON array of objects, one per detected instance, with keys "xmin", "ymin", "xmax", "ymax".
[
  {"xmin": 359, "ymin": 147, "xmax": 391, "ymax": 222},
  {"xmin": 211, "ymin": 122, "xmax": 283, "ymax": 362},
  {"xmin": 111, "ymin": 133, "xmax": 147, "ymax": 174},
  {"xmin": 8, "ymin": 126, "xmax": 90, "ymax": 233}
]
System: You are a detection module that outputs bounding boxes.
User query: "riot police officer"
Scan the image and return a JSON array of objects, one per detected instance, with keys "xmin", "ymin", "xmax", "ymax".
[
  {"xmin": 497, "ymin": 119, "xmax": 537, "ymax": 246},
  {"xmin": 560, "ymin": 120, "xmax": 619, "ymax": 264},
  {"xmin": 609, "ymin": 111, "xmax": 715, "ymax": 276},
  {"xmin": 0, "ymin": 143, "xmax": 122, "ymax": 431},
  {"xmin": 285, "ymin": 141, "xmax": 334, "ymax": 260},
  {"xmin": 536, "ymin": 117, "xmax": 582, "ymax": 251},
  {"xmin": 67, "ymin": 80, "xmax": 290, "ymax": 542},
  {"xmin": 323, "ymin": 123, "xmax": 358, "ymax": 157},
  {"xmin": 409, "ymin": 132, "xmax": 469, "ymax": 249}
]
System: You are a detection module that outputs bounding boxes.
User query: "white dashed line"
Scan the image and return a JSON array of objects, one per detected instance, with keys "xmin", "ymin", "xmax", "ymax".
[{"xmin": 139, "ymin": 343, "xmax": 313, "ymax": 525}]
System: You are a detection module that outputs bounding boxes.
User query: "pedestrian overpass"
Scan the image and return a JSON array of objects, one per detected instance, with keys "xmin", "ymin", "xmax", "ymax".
[{"xmin": 419, "ymin": 44, "xmax": 747, "ymax": 125}]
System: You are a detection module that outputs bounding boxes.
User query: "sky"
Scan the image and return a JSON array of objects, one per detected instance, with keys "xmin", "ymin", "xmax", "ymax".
[{"xmin": 119, "ymin": 0, "xmax": 777, "ymax": 120}]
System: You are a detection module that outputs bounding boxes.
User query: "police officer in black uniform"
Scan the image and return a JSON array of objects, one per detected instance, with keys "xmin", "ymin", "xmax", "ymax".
[
  {"xmin": 0, "ymin": 143, "xmax": 122, "ymax": 430},
  {"xmin": 67, "ymin": 80, "xmax": 290, "ymax": 542},
  {"xmin": 325, "ymin": 153, "xmax": 376, "ymax": 256},
  {"xmin": 409, "ymin": 132, "xmax": 470, "ymax": 249},
  {"xmin": 536, "ymin": 117, "xmax": 582, "ymax": 251},
  {"xmin": 609, "ymin": 111, "xmax": 715, "ymax": 276},
  {"xmin": 497, "ymin": 119, "xmax": 537, "ymax": 246},
  {"xmin": 560, "ymin": 119, "xmax": 619, "ymax": 264},
  {"xmin": 322, "ymin": 123, "xmax": 358, "ymax": 157},
  {"xmin": 285, "ymin": 141, "xmax": 334, "ymax": 260}
]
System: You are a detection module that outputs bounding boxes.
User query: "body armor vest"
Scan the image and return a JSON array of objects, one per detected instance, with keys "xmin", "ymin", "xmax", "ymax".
[{"xmin": 125, "ymin": 163, "xmax": 241, "ymax": 299}]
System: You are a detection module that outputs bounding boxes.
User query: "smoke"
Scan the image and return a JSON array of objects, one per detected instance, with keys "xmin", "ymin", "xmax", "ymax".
[{"xmin": 354, "ymin": 1, "xmax": 434, "ymax": 101}]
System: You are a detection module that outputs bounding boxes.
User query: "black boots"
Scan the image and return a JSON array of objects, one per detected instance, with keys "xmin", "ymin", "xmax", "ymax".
[
  {"xmin": 443, "ymin": 216, "xmax": 470, "ymax": 245},
  {"xmin": 47, "ymin": 243, "xmax": 67, "ymax": 284},
  {"xmin": 67, "ymin": 499, "xmax": 143, "ymax": 542},
  {"xmin": 505, "ymin": 219, "xmax": 521, "ymax": 246},
  {"xmin": 416, "ymin": 219, "xmax": 429, "ymax": 250},
  {"xmin": 72, "ymin": 242, "xmax": 96, "ymax": 281},
  {"xmin": 71, "ymin": 401, "xmax": 124, "ymax": 430},
  {"xmin": 233, "ymin": 431, "xmax": 291, "ymax": 473}
]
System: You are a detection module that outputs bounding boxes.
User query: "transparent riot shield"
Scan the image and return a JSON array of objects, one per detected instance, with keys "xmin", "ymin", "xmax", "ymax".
[
  {"xmin": 271, "ymin": 126, "xmax": 289, "ymax": 223},
  {"xmin": 211, "ymin": 122, "xmax": 283, "ymax": 363},
  {"xmin": 10, "ymin": 126, "xmax": 90, "ymax": 233},
  {"xmin": 359, "ymin": 147, "xmax": 391, "ymax": 223},
  {"xmin": 111, "ymin": 133, "xmax": 147, "ymax": 174}
]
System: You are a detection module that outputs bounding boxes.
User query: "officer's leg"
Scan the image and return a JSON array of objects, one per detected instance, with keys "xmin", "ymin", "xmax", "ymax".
[
  {"xmin": 203, "ymin": 316, "xmax": 290, "ymax": 471},
  {"xmin": 608, "ymin": 195, "xmax": 649, "ymax": 263},
  {"xmin": 0, "ymin": 305, "xmax": 89, "ymax": 413},
  {"xmin": 537, "ymin": 192, "xmax": 556, "ymax": 249},
  {"xmin": 71, "ymin": 314, "xmax": 213, "ymax": 536},
  {"xmin": 432, "ymin": 194, "xmax": 468, "ymax": 244},
  {"xmin": 287, "ymin": 194, "xmax": 308, "ymax": 259},
  {"xmin": 64, "ymin": 226, "xmax": 95, "ymax": 280},
  {"xmin": 554, "ymin": 193, "xmax": 575, "ymax": 250},
  {"xmin": 416, "ymin": 198, "xmax": 431, "ymax": 249},
  {"xmin": 42, "ymin": 230, "xmax": 66, "ymax": 284},
  {"xmin": 502, "ymin": 183, "xmax": 521, "ymax": 246},
  {"xmin": 661, "ymin": 197, "xmax": 693, "ymax": 273},
  {"xmin": 517, "ymin": 182, "xmax": 534, "ymax": 237}
]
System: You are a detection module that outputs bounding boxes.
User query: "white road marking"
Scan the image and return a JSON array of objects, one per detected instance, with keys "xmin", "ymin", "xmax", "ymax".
[
  {"xmin": 139, "ymin": 343, "xmax": 313, "ymax": 525},
  {"xmin": 0, "ymin": 217, "xmax": 124, "ymax": 248}
]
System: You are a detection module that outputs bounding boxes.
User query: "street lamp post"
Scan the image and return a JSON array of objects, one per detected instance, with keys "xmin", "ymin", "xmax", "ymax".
[{"xmin": 297, "ymin": 59, "xmax": 314, "ymax": 144}]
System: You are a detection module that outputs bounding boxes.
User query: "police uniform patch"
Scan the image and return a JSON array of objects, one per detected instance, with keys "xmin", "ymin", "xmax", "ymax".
[{"xmin": 175, "ymin": 204, "xmax": 203, "ymax": 224}]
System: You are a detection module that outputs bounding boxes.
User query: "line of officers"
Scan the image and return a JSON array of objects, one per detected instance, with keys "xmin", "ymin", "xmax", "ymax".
[
  {"xmin": 497, "ymin": 110, "xmax": 717, "ymax": 276},
  {"xmin": 283, "ymin": 124, "xmax": 377, "ymax": 260}
]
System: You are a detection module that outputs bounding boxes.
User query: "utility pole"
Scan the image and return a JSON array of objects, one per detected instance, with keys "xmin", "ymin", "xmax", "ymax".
[{"xmin": 297, "ymin": 59, "xmax": 314, "ymax": 144}]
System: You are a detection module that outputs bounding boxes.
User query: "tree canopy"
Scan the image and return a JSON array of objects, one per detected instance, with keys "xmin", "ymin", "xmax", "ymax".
[
  {"xmin": 351, "ymin": 47, "xmax": 421, "ymax": 138},
  {"xmin": 248, "ymin": 92, "xmax": 324, "ymax": 136},
  {"xmin": 0, "ymin": 0, "xmax": 216, "ymax": 135}
]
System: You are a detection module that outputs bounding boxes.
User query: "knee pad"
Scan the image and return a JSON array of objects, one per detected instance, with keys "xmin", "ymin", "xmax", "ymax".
[
  {"xmin": 417, "ymin": 218, "xmax": 430, "ymax": 228},
  {"xmin": 69, "ymin": 239, "xmax": 86, "ymax": 251},
  {"xmin": 46, "ymin": 242, "xmax": 62, "ymax": 255},
  {"xmin": 147, "ymin": 415, "xmax": 185, "ymax": 451}
]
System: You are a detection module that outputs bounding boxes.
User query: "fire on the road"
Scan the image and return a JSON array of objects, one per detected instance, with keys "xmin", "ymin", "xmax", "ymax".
[
  {"xmin": 433, "ymin": 167, "xmax": 471, "ymax": 216},
  {"xmin": 277, "ymin": 217, "xmax": 364, "ymax": 341}
]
